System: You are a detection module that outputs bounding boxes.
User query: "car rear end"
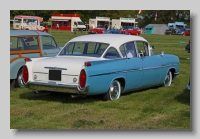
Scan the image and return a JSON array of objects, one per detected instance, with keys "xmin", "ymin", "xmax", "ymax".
[{"xmin": 22, "ymin": 56, "xmax": 99, "ymax": 95}]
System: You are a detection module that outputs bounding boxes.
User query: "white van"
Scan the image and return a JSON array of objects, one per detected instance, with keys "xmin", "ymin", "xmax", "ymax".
[
  {"xmin": 72, "ymin": 17, "xmax": 87, "ymax": 31},
  {"xmin": 13, "ymin": 15, "xmax": 48, "ymax": 32}
]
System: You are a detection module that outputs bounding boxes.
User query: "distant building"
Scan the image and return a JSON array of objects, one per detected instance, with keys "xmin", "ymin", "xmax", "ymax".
[{"xmin": 144, "ymin": 24, "xmax": 168, "ymax": 35}]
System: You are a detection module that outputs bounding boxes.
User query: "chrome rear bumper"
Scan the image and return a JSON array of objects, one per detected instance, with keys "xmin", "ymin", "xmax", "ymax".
[{"xmin": 25, "ymin": 81, "xmax": 89, "ymax": 95}]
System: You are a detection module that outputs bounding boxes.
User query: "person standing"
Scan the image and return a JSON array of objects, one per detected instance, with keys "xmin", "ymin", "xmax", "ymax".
[
  {"xmin": 113, "ymin": 24, "xmax": 118, "ymax": 30},
  {"xmin": 105, "ymin": 24, "xmax": 108, "ymax": 30},
  {"xmin": 56, "ymin": 23, "xmax": 59, "ymax": 30}
]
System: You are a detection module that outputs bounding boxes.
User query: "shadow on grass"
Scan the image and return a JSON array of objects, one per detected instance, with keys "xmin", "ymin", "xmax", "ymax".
[
  {"xmin": 174, "ymin": 88, "xmax": 190, "ymax": 105},
  {"xmin": 19, "ymin": 91, "xmax": 103, "ymax": 104},
  {"xmin": 121, "ymin": 85, "xmax": 162, "ymax": 97}
]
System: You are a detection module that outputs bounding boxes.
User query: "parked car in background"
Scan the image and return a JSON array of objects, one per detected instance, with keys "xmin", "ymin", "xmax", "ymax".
[
  {"xmin": 120, "ymin": 26, "xmax": 132, "ymax": 34},
  {"xmin": 124, "ymin": 27, "xmax": 141, "ymax": 35},
  {"xmin": 177, "ymin": 28, "xmax": 188, "ymax": 35},
  {"xmin": 88, "ymin": 25, "xmax": 105, "ymax": 34},
  {"xmin": 165, "ymin": 28, "xmax": 177, "ymax": 35},
  {"xmin": 183, "ymin": 29, "xmax": 190, "ymax": 36},
  {"xmin": 103, "ymin": 28, "xmax": 121, "ymax": 34},
  {"xmin": 10, "ymin": 30, "xmax": 61, "ymax": 88},
  {"xmin": 23, "ymin": 34, "xmax": 180, "ymax": 101}
]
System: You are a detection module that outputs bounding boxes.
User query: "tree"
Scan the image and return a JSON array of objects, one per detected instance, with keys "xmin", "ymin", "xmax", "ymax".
[{"xmin": 10, "ymin": 10, "xmax": 190, "ymax": 27}]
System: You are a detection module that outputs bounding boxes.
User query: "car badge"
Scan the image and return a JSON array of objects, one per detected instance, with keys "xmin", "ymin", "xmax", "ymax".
[{"xmin": 73, "ymin": 78, "xmax": 77, "ymax": 83}]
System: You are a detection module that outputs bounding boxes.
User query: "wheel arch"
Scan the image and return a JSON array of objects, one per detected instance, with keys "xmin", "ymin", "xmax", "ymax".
[
  {"xmin": 169, "ymin": 68, "xmax": 176, "ymax": 79},
  {"xmin": 10, "ymin": 58, "xmax": 25, "ymax": 80},
  {"xmin": 102, "ymin": 77, "xmax": 125, "ymax": 101},
  {"xmin": 112, "ymin": 77, "xmax": 125, "ymax": 93}
]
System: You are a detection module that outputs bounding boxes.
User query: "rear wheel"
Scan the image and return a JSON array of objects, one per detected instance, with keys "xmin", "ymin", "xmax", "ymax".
[
  {"xmin": 163, "ymin": 71, "xmax": 172, "ymax": 86},
  {"xmin": 102, "ymin": 80, "xmax": 121, "ymax": 101},
  {"xmin": 15, "ymin": 68, "xmax": 25, "ymax": 88}
]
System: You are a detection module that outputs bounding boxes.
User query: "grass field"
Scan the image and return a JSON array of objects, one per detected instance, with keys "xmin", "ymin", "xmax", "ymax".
[{"xmin": 10, "ymin": 30, "xmax": 191, "ymax": 129}]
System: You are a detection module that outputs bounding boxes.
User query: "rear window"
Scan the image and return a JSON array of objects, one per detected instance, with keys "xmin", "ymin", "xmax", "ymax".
[{"xmin": 59, "ymin": 42, "xmax": 109, "ymax": 57}]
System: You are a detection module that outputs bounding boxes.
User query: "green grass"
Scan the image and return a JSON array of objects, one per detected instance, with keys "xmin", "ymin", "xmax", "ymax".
[{"xmin": 10, "ymin": 30, "xmax": 190, "ymax": 129}]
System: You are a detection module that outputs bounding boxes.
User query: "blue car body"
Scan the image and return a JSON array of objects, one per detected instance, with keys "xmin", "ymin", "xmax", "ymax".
[
  {"xmin": 83, "ymin": 54, "xmax": 179, "ymax": 95},
  {"xmin": 24, "ymin": 34, "xmax": 180, "ymax": 101}
]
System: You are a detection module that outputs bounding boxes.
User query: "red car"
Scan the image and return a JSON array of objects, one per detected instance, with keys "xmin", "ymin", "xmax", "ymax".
[
  {"xmin": 124, "ymin": 28, "xmax": 141, "ymax": 35},
  {"xmin": 120, "ymin": 26, "xmax": 132, "ymax": 34},
  {"xmin": 88, "ymin": 25, "xmax": 105, "ymax": 34},
  {"xmin": 88, "ymin": 28, "xmax": 105, "ymax": 34},
  {"xmin": 183, "ymin": 29, "xmax": 190, "ymax": 36}
]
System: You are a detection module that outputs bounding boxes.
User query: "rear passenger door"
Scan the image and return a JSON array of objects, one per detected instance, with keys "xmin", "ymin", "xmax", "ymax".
[{"xmin": 41, "ymin": 36, "xmax": 60, "ymax": 57}]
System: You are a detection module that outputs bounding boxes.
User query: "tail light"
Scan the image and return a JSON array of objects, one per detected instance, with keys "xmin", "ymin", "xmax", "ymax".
[
  {"xmin": 84, "ymin": 62, "xmax": 91, "ymax": 67},
  {"xmin": 79, "ymin": 69, "xmax": 86, "ymax": 89},
  {"xmin": 24, "ymin": 58, "xmax": 32, "ymax": 62},
  {"xmin": 22, "ymin": 66, "xmax": 28, "ymax": 83}
]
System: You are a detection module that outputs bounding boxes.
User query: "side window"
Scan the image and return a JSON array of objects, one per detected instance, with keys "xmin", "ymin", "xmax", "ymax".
[
  {"xmin": 10, "ymin": 37, "xmax": 24, "ymax": 51},
  {"xmin": 10, "ymin": 37, "xmax": 39, "ymax": 51},
  {"xmin": 119, "ymin": 44, "xmax": 126, "ymax": 57},
  {"xmin": 67, "ymin": 42, "xmax": 85, "ymax": 55},
  {"xmin": 120, "ymin": 42, "xmax": 137, "ymax": 58},
  {"xmin": 135, "ymin": 41, "xmax": 149, "ymax": 57},
  {"xmin": 87, "ymin": 42, "xmax": 98, "ymax": 54},
  {"xmin": 23, "ymin": 37, "xmax": 38, "ymax": 50},
  {"xmin": 104, "ymin": 47, "xmax": 120, "ymax": 59},
  {"xmin": 42, "ymin": 36, "xmax": 57, "ymax": 50},
  {"xmin": 96, "ymin": 43, "xmax": 108, "ymax": 55}
]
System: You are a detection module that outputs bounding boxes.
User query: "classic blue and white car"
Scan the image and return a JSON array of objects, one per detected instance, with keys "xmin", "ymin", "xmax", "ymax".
[{"xmin": 23, "ymin": 34, "xmax": 180, "ymax": 101}]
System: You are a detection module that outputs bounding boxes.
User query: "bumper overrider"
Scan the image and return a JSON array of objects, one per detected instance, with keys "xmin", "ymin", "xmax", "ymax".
[{"xmin": 25, "ymin": 81, "xmax": 89, "ymax": 95}]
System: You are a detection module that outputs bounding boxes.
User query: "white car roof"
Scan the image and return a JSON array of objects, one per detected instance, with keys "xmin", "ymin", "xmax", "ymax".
[{"xmin": 68, "ymin": 34, "xmax": 148, "ymax": 46}]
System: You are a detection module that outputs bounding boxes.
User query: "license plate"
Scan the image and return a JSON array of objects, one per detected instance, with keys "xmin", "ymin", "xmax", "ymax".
[{"xmin": 49, "ymin": 70, "xmax": 61, "ymax": 81}]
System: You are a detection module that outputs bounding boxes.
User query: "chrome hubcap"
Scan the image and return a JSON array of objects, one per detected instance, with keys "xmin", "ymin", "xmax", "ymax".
[
  {"xmin": 109, "ymin": 81, "xmax": 120, "ymax": 100},
  {"xmin": 164, "ymin": 72, "xmax": 171, "ymax": 86},
  {"xmin": 17, "ymin": 72, "xmax": 25, "ymax": 87}
]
